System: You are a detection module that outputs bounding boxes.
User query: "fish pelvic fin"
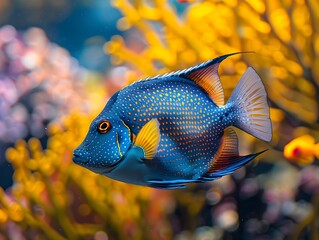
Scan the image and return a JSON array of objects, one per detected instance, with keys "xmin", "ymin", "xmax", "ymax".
[
  {"xmin": 228, "ymin": 67, "xmax": 272, "ymax": 142},
  {"xmin": 204, "ymin": 128, "xmax": 266, "ymax": 179},
  {"xmin": 134, "ymin": 119, "xmax": 161, "ymax": 160}
]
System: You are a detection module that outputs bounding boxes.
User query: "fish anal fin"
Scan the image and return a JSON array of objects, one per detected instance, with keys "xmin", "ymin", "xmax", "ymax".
[
  {"xmin": 134, "ymin": 119, "xmax": 161, "ymax": 160},
  {"xmin": 200, "ymin": 151, "xmax": 266, "ymax": 181},
  {"xmin": 208, "ymin": 128, "xmax": 239, "ymax": 174},
  {"xmin": 205, "ymin": 128, "xmax": 267, "ymax": 178}
]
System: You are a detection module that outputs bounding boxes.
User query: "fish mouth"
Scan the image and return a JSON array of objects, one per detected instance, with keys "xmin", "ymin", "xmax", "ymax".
[
  {"xmin": 72, "ymin": 153, "xmax": 124, "ymax": 174},
  {"xmin": 72, "ymin": 154, "xmax": 89, "ymax": 164}
]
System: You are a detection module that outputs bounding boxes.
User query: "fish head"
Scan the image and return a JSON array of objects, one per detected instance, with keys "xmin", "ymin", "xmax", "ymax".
[{"xmin": 73, "ymin": 114, "xmax": 132, "ymax": 174}]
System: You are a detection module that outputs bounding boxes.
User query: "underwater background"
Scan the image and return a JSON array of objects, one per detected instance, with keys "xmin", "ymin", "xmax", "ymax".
[{"xmin": 0, "ymin": 0, "xmax": 319, "ymax": 239}]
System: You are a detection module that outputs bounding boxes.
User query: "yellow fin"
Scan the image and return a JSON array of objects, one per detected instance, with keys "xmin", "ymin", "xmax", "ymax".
[
  {"xmin": 134, "ymin": 119, "xmax": 161, "ymax": 160},
  {"xmin": 131, "ymin": 133, "xmax": 136, "ymax": 144}
]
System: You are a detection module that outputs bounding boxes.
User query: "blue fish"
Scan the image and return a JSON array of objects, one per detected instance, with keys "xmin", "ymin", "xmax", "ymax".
[{"xmin": 73, "ymin": 53, "xmax": 272, "ymax": 189}]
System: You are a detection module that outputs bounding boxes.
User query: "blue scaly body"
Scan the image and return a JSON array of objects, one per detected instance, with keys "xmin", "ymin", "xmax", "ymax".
[
  {"xmin": 73, "ymin": 53, "xmax": 272, "ymax": 189},
  {"xmin": 112, "ymin": 78, "xmax": 232, "ymax": 179}
]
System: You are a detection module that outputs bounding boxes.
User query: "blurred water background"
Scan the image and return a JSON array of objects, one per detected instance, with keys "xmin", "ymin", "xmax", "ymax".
[{"xmin": 0, "ymin": 0, "xmax": 319, "ymax": 239}]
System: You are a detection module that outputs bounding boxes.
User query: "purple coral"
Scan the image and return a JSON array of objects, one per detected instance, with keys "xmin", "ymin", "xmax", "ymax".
[{"xmin": 0, "ymin": 25, "xmax": 88, "ymax": 145}]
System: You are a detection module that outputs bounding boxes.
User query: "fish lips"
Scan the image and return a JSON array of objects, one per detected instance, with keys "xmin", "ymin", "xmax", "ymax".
[
  {"xmin": 72, "ymin": 154, "xmax": 88, "ymax": 164},
  {"xmin": 72, "ymin": 153, "xmax": 123, "ymax": 174}
]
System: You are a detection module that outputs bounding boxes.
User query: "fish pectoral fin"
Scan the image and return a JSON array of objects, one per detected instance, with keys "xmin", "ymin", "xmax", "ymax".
[
  {"xmin": 131, "ymin": 133, "xmax": 137, "ymax": 144},
  {"xmin": 134, "ymin": 119, "xmax": 161, "ymax": 160},
  {"xmin": 204, "ymin": 128, "xmax": 266, "ymax": 178}
]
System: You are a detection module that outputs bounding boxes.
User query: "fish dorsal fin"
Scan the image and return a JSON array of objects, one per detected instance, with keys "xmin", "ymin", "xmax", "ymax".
[
  {"xmin": 134, "ymin": 119, "xmax": 161, "ymax": 160},
  {"xmin": 138, "ymin": 52, "xmax": 249, "ymax": 106},
  {"xmin": 178, "ymin": 53, "xmax": 244, "ymax": 106},
  {"xmin": 207, "ymin": 128, "xmax": 239, "ymax": 174}
]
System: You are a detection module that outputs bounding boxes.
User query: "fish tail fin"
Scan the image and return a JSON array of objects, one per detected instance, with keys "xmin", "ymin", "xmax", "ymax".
[{"xmin": 228, "ymin": 67, "xmax": 272, "ymax": 142}]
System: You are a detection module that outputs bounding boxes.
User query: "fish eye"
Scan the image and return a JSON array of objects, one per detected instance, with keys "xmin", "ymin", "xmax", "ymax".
[{"xmin": 97, "ymin": 120, "xmax": 111, "ymax": 134}]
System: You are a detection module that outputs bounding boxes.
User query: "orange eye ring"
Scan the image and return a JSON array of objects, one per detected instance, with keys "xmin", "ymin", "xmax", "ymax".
[{"xmin": 97, "ymin": 120, "xmax": 111, "ymax": 134}]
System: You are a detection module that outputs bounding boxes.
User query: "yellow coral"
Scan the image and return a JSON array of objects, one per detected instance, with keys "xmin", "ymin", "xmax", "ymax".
[
  {"xmin": 104, "ymin": 0, "xmax": 319, "ymax": 171},
  {"xmin": 2, "ymin": 0, "xmax": 319, "ymax": 239},
  {"xmin": 106, "ymin": 0, "xmax": 319, "ymax": 125},
  {"xmin": 1, "ymin": 109, "xmax": 172, "ymax": 239}
]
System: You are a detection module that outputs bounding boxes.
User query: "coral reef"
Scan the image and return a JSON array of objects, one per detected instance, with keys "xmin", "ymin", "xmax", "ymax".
[
  {"xmin": 1, "ymin": 0, "xmax": 319, "ymax": 239},
  {"xmin": 104, "ymin": 0, "xmax": 319, "ymax": 238},
  {"xmin": 106, "ymin": 0, "xmax": 319, "ymax": 148},
  {"xmin": 0, "ymin": 25, "xmax": 89, "ymax": 144},
  {"xmin": 1, "ymin": 113, "xmax": 172, "ymax": 240}
]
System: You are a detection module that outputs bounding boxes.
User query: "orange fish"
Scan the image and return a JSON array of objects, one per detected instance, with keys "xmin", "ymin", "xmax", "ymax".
[{"xmin": 284, "ymin": 135, "xmax": 319, "ymax": 165}]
